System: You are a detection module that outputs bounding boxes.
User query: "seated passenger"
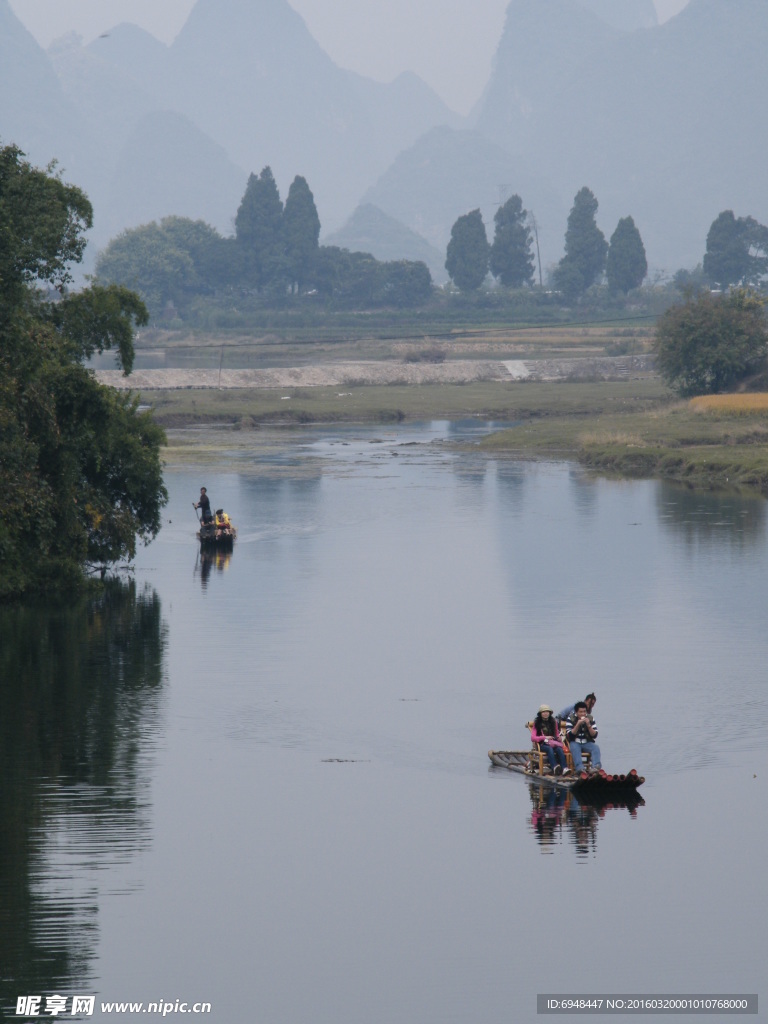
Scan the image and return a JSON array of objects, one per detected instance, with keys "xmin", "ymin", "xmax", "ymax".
[
  {"xmin": 530, "ymin": 705, "xmax": 569, "ymax": 776},
  {"xmin": 562, "ymin": 700, "xmax": 602, "ymax": 774}
]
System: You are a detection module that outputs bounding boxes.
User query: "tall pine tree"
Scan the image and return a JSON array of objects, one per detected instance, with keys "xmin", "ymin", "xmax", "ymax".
[
  {"xmin": 282, "ymin": 175, "xmax": 320, "ymax": 292},
  {"xmin": 606, "ymin": 216, "xmax": 647, "ymax": 294},
  {"xmin": 489, "ymin": 195, "xmax": 534, "ymax": 288},
  {"xmin": 554, "ymin": 187, "xmax": 607, "ymax": 300},
  {"xmin": 235, "ymin": 167, "xmax": 284, "ymax": 290},
  {"xmin": 445, "ymin": 210, "xmax": 489, "ymax": 292}
]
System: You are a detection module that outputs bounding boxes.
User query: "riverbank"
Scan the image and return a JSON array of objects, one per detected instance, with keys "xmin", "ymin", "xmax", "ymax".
[
  {"xmin": 478, "ymin": 391, "xmax": 768, "ymax": 494},
  {"xmin": 106, "ymin": 357, "xmax": 768, "ymax": 496}
]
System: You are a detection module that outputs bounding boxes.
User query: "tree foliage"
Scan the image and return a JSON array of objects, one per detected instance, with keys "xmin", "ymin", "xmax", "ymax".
[
  {"xmin": 606, "ymin": 216, "xmax": 647, "ymax": 294},
  {"xmin": 312, "ymin": 247, "xmax": 431, "ymax": 307},
  {"xmin": 654, "ymin": 289, "xmax": 768, "ymax": 397},
  {"xmin": 96, "ymin": 222, "xmax": 196, "ymax": 316},
  {"xmin": 554, "ymin": 187, "xmax": 607, "ymax": 300},
  {"xmin": 0, "ymin": 144, "xmax": 167, "ymax": 598},
  {"xmin": 489, "ymin": 194, "xmax": 534, "ymax": 288},
  {"xmin": 282, "ymin": 175, "xmax": 320, "ymax": 292},
  {"xmin": 96, "ymin": 218, "xmax": 231, "ymax": 316},
  {"xmin": 445, "ymin": 209, "xmax": 489, "ymax": 292},
  {"xmin": 235, "ymin": 166, "xmax": 285, "ymax": 290},
  {"xmin": 703, "ymin": 210, "xmax": 768, "ymax": 288},
  {"xmin": 0, "ymin": 144, "xmax": 92, "ymax": 315}
]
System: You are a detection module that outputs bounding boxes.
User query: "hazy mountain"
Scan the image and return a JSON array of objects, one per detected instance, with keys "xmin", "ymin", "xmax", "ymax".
[
  {"xmin": 85, "ymin": 23, "xmax": 172, "ymax": 93},
  {"xmin": 5, "ymin": 0, "xmax": 760, "ymax": 279},
  {"xmin": 165, "ymin": 0, "xmax": 457, "ymax": 230},
  {"xmin": 0, "ymin": 0, "xmax": 79, "ymax": 170},
  {"xmin": 361, "ymin": 127, "xmax": 565, "ymax": 274},
  {"xmin": 473, "ymin": 0, "xmax": 619, "ymax": 152},
  {"xmin": 323, "ymin": 204, "xmax": 448, "ymax": 283},
  {"xmin": 536, "ymin": 0, "xmax": 768, "ymax": 269},
  {"xmin": 48, "ymin": 32, "xmax": 162, "ymax": 186},
  {"xmin": 99, "ymin": 112, "xmax": 246, "ymax": 243},
  {"xmin": 45, "ymin": 31, "xmax": 246, "ymax": 262},
  {"xmin": 469, "ymin": 0, "xmax": 768, "ymax": 270},
  {"xmin": 575, "ymin": 0, "xmax": 657, "ymax": 31},
  {"xmin": 2, "ymin": 0, "xmax": 455, "ymax": 265}
]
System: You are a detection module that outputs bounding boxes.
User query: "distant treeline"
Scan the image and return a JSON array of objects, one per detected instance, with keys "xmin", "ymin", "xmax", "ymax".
[
  {"xmin": 96, "ymin": 167, "xmax": 768, "ymax": 325},
  {"xmin": 96, "ymin": 168, "xmax": 432, "ymax": 317}
]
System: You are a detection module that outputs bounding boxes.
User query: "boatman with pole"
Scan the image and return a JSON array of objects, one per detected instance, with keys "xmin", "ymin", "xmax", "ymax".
[{"xmin": 193, "ymin": 486, "xmax": 213, "ymax": 523}]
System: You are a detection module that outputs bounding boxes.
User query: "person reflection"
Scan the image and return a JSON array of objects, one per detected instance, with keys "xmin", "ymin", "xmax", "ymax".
[
  {"xmin": 199, "ymin": 550, "xmax": 213, "ymax": 588},
  {"xmin": 528, "ymin": 785, "xmax": 567, "ymax": 850},
  {"xmin": 564, "ymin": 793, "xmax": 599, "ymax": 858},
  {"xmin": 196, "ymin": 548, "xmax": 232, "ymax": 589}
]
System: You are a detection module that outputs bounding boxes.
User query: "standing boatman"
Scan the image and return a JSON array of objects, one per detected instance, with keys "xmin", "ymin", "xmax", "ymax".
[{"xmin": 194, "ymin": 486, "xmax": 213, "ymax": 522}]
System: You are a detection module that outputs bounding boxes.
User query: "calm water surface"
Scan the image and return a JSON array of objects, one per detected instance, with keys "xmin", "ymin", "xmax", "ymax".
[{"xmin": 2, "ymin": 422, "xmax": 766, "ymax": 1022}]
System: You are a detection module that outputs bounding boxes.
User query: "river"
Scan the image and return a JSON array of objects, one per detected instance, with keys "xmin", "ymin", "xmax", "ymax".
[{"xmin": 1, "ymin": 422, "xmax": 765, "ymax": 1022}]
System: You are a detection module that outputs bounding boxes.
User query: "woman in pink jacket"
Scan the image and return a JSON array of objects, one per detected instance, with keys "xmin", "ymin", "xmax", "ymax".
[{"xmin": 530, "ymin": 705, "xmax": 569, "ymax": 776}]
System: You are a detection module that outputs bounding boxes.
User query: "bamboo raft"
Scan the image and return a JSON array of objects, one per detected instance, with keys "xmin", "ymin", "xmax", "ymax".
[
  {"xmin": 488, "ymin": 750, "xmax": 645, "ymax": 794},
  {"xmin": 198, "ymin": 510, "xmax": 237, "ymax": 549}
]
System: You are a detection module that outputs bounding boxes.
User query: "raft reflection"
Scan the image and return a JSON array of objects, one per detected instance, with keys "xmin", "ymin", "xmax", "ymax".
[
  {"xmin": 196, "ymin": 545, "xmax": 234, "ymax": 588},
  {"xmin": 527, "ymin": 783, "xmax": 645, "ymax": 858}
]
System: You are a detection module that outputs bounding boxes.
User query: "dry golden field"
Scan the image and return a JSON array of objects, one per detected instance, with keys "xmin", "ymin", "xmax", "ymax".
[{"xmin": 690, "ymin": 393, "xmax": 768, "ymax": 413}]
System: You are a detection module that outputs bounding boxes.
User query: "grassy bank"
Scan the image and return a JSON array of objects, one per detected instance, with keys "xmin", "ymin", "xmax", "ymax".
[
  {"xmin": 145, "ymin": 373, "xmax": 768, "ymax": 497},
  {"xmin": 478, "ymin": 389, "xmax": 768, "ymax": 494},
  {"xmin": 144, "ymin": 378, "xmax": 666, "ymax": 429}
]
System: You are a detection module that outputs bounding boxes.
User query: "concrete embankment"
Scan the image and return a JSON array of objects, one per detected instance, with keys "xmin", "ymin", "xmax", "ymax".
[{"xmin": 95, "ymin": 355, "xmax": 654, "ymax": 390}]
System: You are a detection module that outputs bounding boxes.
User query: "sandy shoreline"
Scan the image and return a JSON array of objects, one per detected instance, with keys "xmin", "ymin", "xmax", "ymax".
[{"xmin": 95, "ymin": 355, "xmax": 653, "ymax": 390}]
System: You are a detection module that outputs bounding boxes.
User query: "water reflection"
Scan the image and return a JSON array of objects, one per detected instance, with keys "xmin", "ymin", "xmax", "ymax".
[
  {"xmin": 527, "ymin": 784, "xmax": 644, "ymax": 859},
  {"xmin": 0, "ymin": 582, "xmax": 167, "ymax": 1015},
  {"xmin": 195, "ymin": 546, "xmax": 234, "ymax": 589},
  {"xmin": 656, "ymin": 482, "xmax": 766, "ymax": 548}
]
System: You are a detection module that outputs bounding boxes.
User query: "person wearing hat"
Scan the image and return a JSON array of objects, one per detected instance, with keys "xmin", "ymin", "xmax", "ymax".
[{"xmin": 530, "ymin": 704, "xmax": 569, "ymax": 776}]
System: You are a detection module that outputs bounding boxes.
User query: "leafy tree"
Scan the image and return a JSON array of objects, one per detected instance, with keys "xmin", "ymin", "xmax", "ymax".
[
  {"xmin": 312, "ymin": 246, "xmax": 347, "ymax": 299},
  {"xmin": 654, "ymin": 289, "xmax": 768, "ymax": 396},
  {"xmin": 50, "ymin": 284, "xmax": 151, "ymax": 375},
  {"xmin": 159, "ymin": 216, "xmax": 233, "ymax": 292},
  {"xmin": 311, "ymin": 248, "xmax": 431, "ymax": 307},
  {"xmin": 672, "ymin": 264, "xmax": 707, "ymax": 294},
  {"xmin": 0, "ymin": 144, "xmax": 167, "ymax": 597},
  {"xmin": 554, "ymin": 187, "xmax": 607, "ymax": 299},
  {"xmin": 742, "ymin": 217, "xmax": 768, "ymax": 285},
  {"xmin": 0, "ymin": 146, "xmax": 92, "ymax": 320},
  {"xmin": 97, "ymin": 217, "xmax": 234, "ymax": 315},
  {"xmin": 606, "ymin": 216, "xmax": 647, "ymax": 294},
  {"xmin": 282, "ymin": 175, "xmax": 320, "ymax": 292},
  {"xmin": 96, "ymin": 222, "xmax": 196, "ymax": 316},
  {"xmin": 703, "ymin": 211, "xmax": 768, "ymax": 288},
  {"xmin": 445, "ymin": 209, "xmax": 489, "ymax": 292},
  {"xmin": 234, "ymin": 167, "xmax": 285, "ymax": 290},
  {"xmin": 382, "ymin": 260, "xmax": 433, "ymax": 307},
  {"xmin": 703, "ymin": 211, "xmax": 751, "ymax": 288},
  {"xmin": 489, "ymin": 194, "xmax": 534, "ymax": 288}
]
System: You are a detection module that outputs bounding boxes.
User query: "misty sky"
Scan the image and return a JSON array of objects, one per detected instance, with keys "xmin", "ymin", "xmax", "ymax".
[{"xmin": 10, "ymin": 0, "xmax": 691, "ymax": 114}]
